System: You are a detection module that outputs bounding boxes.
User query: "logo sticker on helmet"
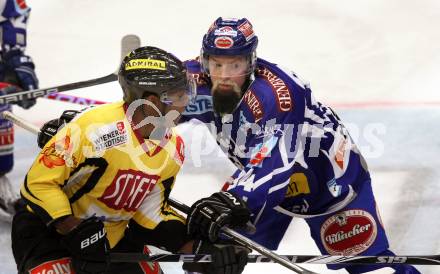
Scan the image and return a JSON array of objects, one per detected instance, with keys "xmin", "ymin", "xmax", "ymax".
[
  {"xmin": 125, "ymin": 59, "xmax": 167, "ymax": 71},
  {"xmin": 214, "ymin": 27, "xmax": 238, "ymax": 37},
  {"xmin": 214, "ymin": 36, "xmax": 234, "ymax": 49},
  {"xmin": 238, "ymin": 21, "xmax": 255, "ymax": 41},
  {"xmin": 320, "ymin": 209, "xmax": 377, "ymax": 255}
]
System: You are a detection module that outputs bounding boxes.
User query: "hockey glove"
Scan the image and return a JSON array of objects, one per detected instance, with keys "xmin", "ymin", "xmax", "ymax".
[
  {"xmin": 2, "ymin": 49, "xmax": 39, "ymax": 109},
  {"xmin": 182, "ymin": 240, "xmax": 250, "ymax": 274},
  {"xmin": 60, "ymin": 217, "xmax": 110, "ymax": 274},
  {"xmin": 37, "ymin": 109, "xmax": 81, "ymax": 148},
  {"xmin": 187, "ymin": 191, "xmax": 251, "ymax": 242}
]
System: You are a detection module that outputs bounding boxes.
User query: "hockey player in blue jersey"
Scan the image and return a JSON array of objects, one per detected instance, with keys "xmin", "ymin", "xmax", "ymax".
[
  {"xmin": 180, "ymin": 17, "xmax": 421, "ymax": 274},
  {"xmin": 0, "ymin": 0, "xmax": 38, "ymax": 220}
]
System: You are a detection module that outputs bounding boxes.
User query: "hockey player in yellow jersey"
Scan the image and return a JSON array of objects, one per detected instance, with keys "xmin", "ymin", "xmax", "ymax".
[{"xmin": 11, "ymin": 46, "xmax": 251, "ymax": 274}]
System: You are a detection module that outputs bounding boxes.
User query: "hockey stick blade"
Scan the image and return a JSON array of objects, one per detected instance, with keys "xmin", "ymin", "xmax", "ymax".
[
  {"xmin": 0, "ymin": 34, "xmax": 141, "ymax": 105},
  {"xmin": 119, "ymin": 34, "xmax": 141, "ymax": 66},
  {"xmin": 109, "ymin": 252, "xmax": 440, "ymax": 265}
]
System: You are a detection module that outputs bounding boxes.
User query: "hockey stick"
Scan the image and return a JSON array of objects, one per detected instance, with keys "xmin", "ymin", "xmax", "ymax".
[
  {"xmin": 109, "ymin": 252, "xmax": 440, "ymax": 265},
  {"xmin": 2, "ymin": 111, "xmax": 39, "ymax": 134},
  {"xmin": 8, "ymin": 111, "xmax": 433, "ymax": 267},
  {"xmin": 112, "ymin": 199, "xmax": 438, "ymax": 266},
  {"xmin": 166, "ymin": 198, "xmax": 317, "ymax": 274},
  {"xmin": 0, "ymin": 82, "xmax": 108, "ymax": 106},
  {"xmin": 1, "ymin": 110, "xmax": 316, "ymax": 274},
  {"xmin": 0, "ymin": 34, "xmax": 141, "ymax": 105},
  {"xmin": 44, "ymin": 92, "xmax": 107, "ymax": 105}
]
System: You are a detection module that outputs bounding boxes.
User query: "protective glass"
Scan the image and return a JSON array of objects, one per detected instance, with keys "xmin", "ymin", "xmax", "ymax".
[
  {"xmin": 203, "ymin": 53, "xmax": 255, "ymax": 78},
  {"xmin": 160, "ymin": 76, "xmax": 197, "ymax": 107}
]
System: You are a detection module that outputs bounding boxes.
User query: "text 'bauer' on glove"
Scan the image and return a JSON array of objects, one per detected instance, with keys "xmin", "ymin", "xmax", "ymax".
[{"xmin": 59, "ymin": 216, "xmax": 110, "ymax": 274}]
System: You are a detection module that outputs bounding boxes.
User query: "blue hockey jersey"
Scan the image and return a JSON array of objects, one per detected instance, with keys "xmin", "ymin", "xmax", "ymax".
[
  {"xmin": 0, "ymin": 0, "xmax": 32, "ymax": 174},
  {"xmin": 0, "ymin": 0, "xmax": 31, "ymax": 51},
  {"xmin": 181, "ymin": 58, "xmax": 371, "ymax": 223},
  {"xmin": 180, "ymin": 55, "xmax": 422, "ymax": 274}
]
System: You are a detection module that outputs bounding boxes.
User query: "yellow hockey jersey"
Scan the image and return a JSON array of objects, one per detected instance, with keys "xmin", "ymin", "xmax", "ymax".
[{"xmin": 21, "ymin": 101, "xmax": 186, "ymax": 248}]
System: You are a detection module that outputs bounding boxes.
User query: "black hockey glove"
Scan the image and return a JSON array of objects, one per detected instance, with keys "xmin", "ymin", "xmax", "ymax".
[
  {"xmin": 37, "ymin": 109, "xmax": 80, "ymax": 148},
  {"xmin": 60, "ymin": 217, "xmax": 110, "ymax": 274},
  {"xmin": 187, "ymin": 191, "xmax": 251, "ymax": 242},
  {"xmin": 182, "ymin": 240, "xmax": 250, "ymax": 274}
]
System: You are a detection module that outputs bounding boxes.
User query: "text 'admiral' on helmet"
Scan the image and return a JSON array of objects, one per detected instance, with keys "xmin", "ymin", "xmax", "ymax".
[{"xmin": 118, "ymin": 46, "xmax": 188, "ymax": 104}]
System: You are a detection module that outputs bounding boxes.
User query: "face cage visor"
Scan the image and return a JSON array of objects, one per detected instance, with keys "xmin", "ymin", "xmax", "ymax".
[
  {"xmin": 201, "ymin": 51, "xmax": 256, "ymax": 78},
  {"xmin": 159, "ymin": 75, "xmax": 197, "ymax": 107}
]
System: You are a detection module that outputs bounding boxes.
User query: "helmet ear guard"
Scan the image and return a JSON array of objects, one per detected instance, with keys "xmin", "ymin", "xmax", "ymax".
[{"xmin": 159, "ymin": 75, "xmax": 197, "ymax": 107}]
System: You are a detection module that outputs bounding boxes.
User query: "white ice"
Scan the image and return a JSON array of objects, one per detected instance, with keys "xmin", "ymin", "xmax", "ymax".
[{"xmin": 1, "ymin": 0, "xmax": 439, "ymax": 273}]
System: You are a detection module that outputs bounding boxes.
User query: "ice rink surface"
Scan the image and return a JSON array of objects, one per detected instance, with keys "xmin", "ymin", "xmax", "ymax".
[{"xmin": 0, "ymin": 0, "xmax": 439, "ymax": 273}]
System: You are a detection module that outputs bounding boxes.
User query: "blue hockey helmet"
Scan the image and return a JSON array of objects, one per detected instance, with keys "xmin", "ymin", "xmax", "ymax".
[{"xmin": 201, "ymin": 17, "xmax": 258, "ymax": 76}]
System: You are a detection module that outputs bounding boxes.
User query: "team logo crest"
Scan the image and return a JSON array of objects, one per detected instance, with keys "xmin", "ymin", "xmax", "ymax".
[
  {"xmin": 320, "ymin": 209, "xmax": 377, "ymax": 255},
  {"xmin": 39, "ymin": 129, "xmax": 77, "ymax": 168},
  {"xmin": 214, "ymin": 36, "xmax": 234, "ymax": 48}
]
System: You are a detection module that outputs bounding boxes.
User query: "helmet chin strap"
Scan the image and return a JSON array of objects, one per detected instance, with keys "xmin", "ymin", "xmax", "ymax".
[{"xmin": 240, "ymin": 72, "xmax": 255, "ymax": 97}]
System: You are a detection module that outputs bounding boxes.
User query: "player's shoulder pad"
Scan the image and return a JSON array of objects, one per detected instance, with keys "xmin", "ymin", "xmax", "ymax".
[
  {"xmin": 184, "ymin": 58, "xmax": 201, "ymax": 73},
  {"xmin": 184, "ymin": 58, "xmax": 210, "ymax": 87},
  {"xmin": 250, "ymin": 58, "xmax": 308, "ymax": 116}
]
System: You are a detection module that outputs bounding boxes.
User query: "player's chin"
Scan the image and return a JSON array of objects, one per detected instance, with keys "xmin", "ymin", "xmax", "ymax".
[
  {"xmin": 212, "ymin": 87, "xmax": 241, "ymax": 115},
  {"xmin": 216, "ymin": 84, "xmax": 235, "ymax": 92},
  {"xmin": 213, "ymin": 83, "xmax": 240, "ymax": 96}
]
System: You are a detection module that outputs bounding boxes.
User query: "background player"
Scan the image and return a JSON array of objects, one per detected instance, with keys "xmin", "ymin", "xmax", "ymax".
[{"xmin": 0, "ymin": 0, "xmax": 38, "ymax": 219}]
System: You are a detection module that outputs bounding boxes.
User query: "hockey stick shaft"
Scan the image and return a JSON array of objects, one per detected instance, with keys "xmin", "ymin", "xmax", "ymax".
[
  {"xmin": 0, "ymin": 72, "xmax": 116, "ymax": 105},
  {"xmin": 109, "ymin": 252, "xmax": 440, "ymax": 265},
  {"xmin": 167, "ymin": 198, "xmax": 317, "ymax": 274},
  {"xmin": 2, "ymin": 111, "xmax": 39, "ymax": 134},
  {"xmin": 44, "ymin": 93, "xmax": 107, "ymax": 105},
  {"xmin": 0, "ymin": 34, "xmax": 140, "ymax": 105}
]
